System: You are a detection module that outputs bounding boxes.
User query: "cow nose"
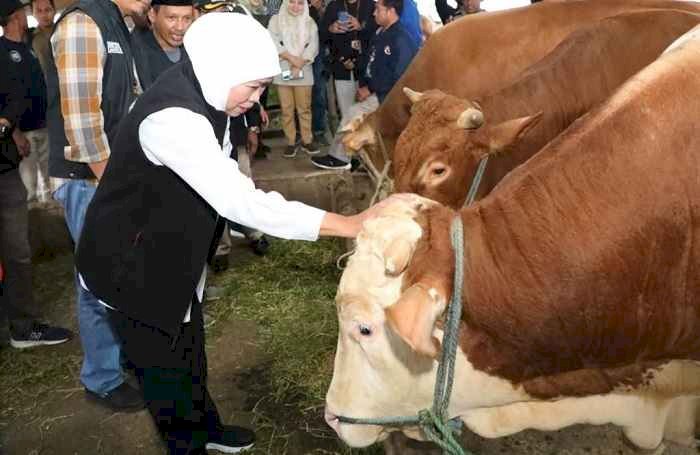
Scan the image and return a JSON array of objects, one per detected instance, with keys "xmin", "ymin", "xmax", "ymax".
[{"xmin": 324, "ymin": 406, "xmax": 340, "ymax": 433}]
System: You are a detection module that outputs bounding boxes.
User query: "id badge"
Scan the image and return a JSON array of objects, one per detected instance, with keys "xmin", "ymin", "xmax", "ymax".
[{"xmin": 351, "ymin": 39, "xmax": 361, "ymax": 51}]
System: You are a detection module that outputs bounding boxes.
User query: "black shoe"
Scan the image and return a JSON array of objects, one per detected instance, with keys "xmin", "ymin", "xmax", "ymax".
[
  {"xmin": 253, "ymin": 149, "xmax": 267, "ymax": 160},
  {"xmin": 260, "ymin": 143, "xmax": 271, "ymax": 154},
  {"xmin": 310, "ymin": 154, "xmax": 351, "ymax": 170},
  {"xmin": 249, "ymin": 235, "xmax": 269, "ymax": 256},
  {"xmin": 85, "ymin": 382, "xmax": 145, "ymax": 412},
  {"xmin": 10, "ymin": 322, "xmax": 72, "ymax": 349},
  {"xmin": 283, "ymin": 145, "xmax": 297, "ymax": 158},
  {"xmin": 212, "ymin": 254, "xmax": 230, "ymax": 273},
  {"xmin": 207, "ymin": 425, "xmax": 255, "ymax": 453}
]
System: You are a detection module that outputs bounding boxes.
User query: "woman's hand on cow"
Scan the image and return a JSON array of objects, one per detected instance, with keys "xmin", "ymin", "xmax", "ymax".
[{"xmin": 319, "ymin": 193, "xmax": 419, "ymax": 238}]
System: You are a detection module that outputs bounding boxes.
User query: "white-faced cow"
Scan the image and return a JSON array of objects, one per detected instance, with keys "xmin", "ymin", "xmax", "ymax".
[
  {"xmin": 325, "ymin": 25, "xmax": 700, "ymax": 452},
  {"xmin": 341, "ymin": 0, "xmax": 700, "ymax": 175},
  {"xmin": 393, "ymin": 9, "xmax": 700, "ymax": 208}
]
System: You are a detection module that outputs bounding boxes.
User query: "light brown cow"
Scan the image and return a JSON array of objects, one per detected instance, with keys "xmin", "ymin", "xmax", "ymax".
[
  {"xmin": 341, "ymin": 0, "xmax": 700, "ymax": 174},
  {"xmin": 325, "ymin": 24, "xmax": 700, "ymax": 452},
  {"xmin": 393, "ymin": 9, "xmax": 700, "ymax": 208}
]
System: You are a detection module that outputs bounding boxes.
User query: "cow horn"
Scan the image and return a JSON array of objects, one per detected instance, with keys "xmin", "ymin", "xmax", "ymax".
[
  {"xmin": 403, "ymin": 87, "xmax": 424, "ymax": 104},
  {"xmin": 457, "ymin": 107, "xmax": 485, "ymax": 129}
]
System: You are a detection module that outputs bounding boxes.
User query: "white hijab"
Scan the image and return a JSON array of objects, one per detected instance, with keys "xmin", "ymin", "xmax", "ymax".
[
  {"xmin": 184, "ymin": 14, "xmax": 281, "ymax": 112},
  {"xmin": 276, "ymin": 0, "xmax": 312, "ymax": 57}
]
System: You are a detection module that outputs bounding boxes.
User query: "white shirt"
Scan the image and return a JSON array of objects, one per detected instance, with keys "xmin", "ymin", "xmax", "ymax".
[{"xmin": 83, "ymin": 106, "xmax": 327, "ymax": 322}]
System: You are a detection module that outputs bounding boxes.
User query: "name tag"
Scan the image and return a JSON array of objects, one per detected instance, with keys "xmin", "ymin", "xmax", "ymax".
[{"xmin": 106, "ymin": 41, "xmax": 123, "ymax": 54}]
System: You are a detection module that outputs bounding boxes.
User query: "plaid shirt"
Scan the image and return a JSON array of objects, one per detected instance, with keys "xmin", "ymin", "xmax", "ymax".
[{"xmin": 50, "ymin": 12, "xmax": 110, "ymax": 164}]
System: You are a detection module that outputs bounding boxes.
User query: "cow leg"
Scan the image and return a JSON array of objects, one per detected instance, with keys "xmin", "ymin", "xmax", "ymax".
[{"xmin": 461, "ymin": 394, "xmax": 672, "ymax": 450}]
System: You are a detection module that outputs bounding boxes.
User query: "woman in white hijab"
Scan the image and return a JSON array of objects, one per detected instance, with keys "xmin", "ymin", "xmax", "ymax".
[
  {"xmin": 267, "ymin": 0, "xmax": 320, "ymax": 158},
  {"xmin": 75, "ymin": 12, "xmax": 409, "ymax": 455}
]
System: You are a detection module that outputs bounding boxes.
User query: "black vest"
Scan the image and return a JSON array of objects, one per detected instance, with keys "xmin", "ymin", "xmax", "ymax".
[
  {"xmin": 75, "ymin": 60, "xmax": 228, "ymax": 335},
  {"xmin": 46, "ymin": 0, "xmax": 136, "ymax": 179},
  {"xmin": 131, "ymin": 26, "xmax": 188, "ymax": 92}
]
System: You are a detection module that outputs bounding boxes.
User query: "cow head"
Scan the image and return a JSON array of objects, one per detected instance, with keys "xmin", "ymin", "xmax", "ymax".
[
  {"xmin": 324, "ymin": 196, "xmax": 536, "ymax": 447},
  {"xmin": 325, "ymin": 195, "xmax": 447, "ymax": 446},
  {"xmin": 394, "ymin": 88, "xmax": 541, "ymax": 208}
]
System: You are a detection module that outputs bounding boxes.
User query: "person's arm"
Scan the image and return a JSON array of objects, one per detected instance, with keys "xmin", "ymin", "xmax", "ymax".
[
  {"xmin": 301, "ymin": 21, "xmax": 320, "ymax": 64},
  {"xmin": 51, "ymin": 12, "xmax": 110, "ymax": 179},
  {"xmin": 140, "ymin": 108, "xmax": 326, "ymax": 240}
]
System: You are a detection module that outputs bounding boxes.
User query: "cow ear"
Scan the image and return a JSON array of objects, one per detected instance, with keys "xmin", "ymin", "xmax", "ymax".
[
  {"xmin": 386, "ymin": 283, "xmax": 447, "ymax": 357},
  {"xmin": 487, "ymin": 112, "xmax": 543, "ymax": 154},
  {"xmin": 382, "ymin": 236, "xmax": 416, "ymax": 276}
]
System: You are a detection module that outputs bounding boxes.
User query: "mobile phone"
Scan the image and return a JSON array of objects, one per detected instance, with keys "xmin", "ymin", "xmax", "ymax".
[
  {"xmin": 281, "ymin": 69, "xmax": 292, "ymax": 81},
  {"xmin": 338, "ymin": 10, "xmax": 350, "ymax": 24}
]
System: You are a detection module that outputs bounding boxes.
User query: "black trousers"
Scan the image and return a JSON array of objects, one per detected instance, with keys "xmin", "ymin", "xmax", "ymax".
[{"xmin": 107, "ymin": 300, "xmax": 222, "ymax": 455}]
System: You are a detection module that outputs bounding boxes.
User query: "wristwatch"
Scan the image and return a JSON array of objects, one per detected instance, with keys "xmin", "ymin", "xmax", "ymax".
[{"xmin": 248, "ymin": 126, "xmax": 261, "ymax": 134}]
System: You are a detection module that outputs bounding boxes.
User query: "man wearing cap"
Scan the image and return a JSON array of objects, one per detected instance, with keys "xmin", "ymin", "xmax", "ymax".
[
  {"xmin": 74, "ymin": 12, "xmax": 408, "ymax": 454},
  {"xmin": 0, "ymin": 0, "xmax": 72, "ymax": 349},
  {"xmin": 132, "ymin": 0, "xmax": 195, "ymax": 90},
  {"xmin": 46, "ymin": 0, "xmax": 150, "ymax": 411}
]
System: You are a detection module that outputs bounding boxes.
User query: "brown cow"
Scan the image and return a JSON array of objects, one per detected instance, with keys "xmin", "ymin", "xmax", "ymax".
[
  {"xmin": 393, "ymin": 9, "xmax": 700, "ymax": 208},
  {"xmin": 341, "ymin": 0, "xmax": 700, "ymax": 174},
  {"xmin": 325, "ymin": 24, "xmax": 700, "ymax": 452}
]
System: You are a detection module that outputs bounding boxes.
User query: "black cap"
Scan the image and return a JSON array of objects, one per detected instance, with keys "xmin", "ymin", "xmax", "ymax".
[
  {"xmin": 152, "ymin": 0, "xmax": 194, "ymax": 6},
  {"xmin": 0, "ymin": 0, "xmax": 24, "ymax": 20}
]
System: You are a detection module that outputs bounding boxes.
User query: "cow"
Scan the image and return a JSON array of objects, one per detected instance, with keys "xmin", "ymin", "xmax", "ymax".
[
  {"xmin": 324, "ymin": 24, "xmax": 700, "ymax": 453},
  {"xmin": 393, "ymin": 9, "xmax": 700, "ymax": 208},
  {"xmin": 340, "ymin": 0, "xmax": 700, "ymax": 175}
]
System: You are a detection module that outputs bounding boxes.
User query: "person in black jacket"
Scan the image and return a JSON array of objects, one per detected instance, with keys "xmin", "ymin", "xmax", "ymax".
[
  {"xmin": 132, "ymin": 0, "xmax": 195, "ymax": 91},
  {"xmin": 311, "ymin": 0, "xmax": 417, "ymax": 170},
  {"xmin": 75, "ymin": 13, "xmax": 406, "ymax": 454},
  {"xmin": 0, "ymin": 0, "xmax": 72, "ymax": 349},
  {"xmin": 320, "ymin": 0, "xmax": 376, "ymax": 120}
]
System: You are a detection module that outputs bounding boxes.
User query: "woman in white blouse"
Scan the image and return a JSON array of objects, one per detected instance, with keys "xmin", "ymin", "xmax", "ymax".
[{"xmin": 268, "ymin": 0, "xmax": 321, "ymax": 158}]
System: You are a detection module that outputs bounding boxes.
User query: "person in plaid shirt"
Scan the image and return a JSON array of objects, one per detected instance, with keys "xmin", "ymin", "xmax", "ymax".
[{"xmin": 46, "ymin": 0, "xmax": 149, "ymax": 412}]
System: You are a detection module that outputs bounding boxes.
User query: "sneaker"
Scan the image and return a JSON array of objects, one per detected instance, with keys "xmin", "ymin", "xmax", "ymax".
[
  {"xmin": 10, "ymin": 322, "xmax": 72, "ymax": 349},
  {"xmin": 300, "ymin": 140, "xmax": 321, "ymax": 156},
  {"xmin": 249, "ymin": 235, "xmax": 269, "ymax": 256},
  {"xmin": 207, "ymin": 425, "xmax": 255, "ymax": 453},
  {"xmin": 310, "ymin": 155, "xmax": 351, "ymax": 171},
  {"xmin": 283, "ymin": 145, "xmax": 297, "ymax": 158},
  {"xmin": 85, "ymin": 382, "xmax": 145, "ymax": 412},
  {"xmin": 313, "ymin": 132, "xmax": 330, "ymax": 147}
]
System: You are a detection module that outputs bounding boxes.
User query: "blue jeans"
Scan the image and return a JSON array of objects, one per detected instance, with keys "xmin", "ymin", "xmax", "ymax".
[
  {"xmin": 54, "ymin": 180, "xmax": 123, "ymax": 394},
  {"xmin": 311, "ymin": 50, "xmax": 328, "ymax": 135}
]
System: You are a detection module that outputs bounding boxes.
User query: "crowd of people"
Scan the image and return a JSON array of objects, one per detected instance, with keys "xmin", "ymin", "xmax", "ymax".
[{"xmin": 0, "ymin": 0, "xmax": 486, "ymax": 452}]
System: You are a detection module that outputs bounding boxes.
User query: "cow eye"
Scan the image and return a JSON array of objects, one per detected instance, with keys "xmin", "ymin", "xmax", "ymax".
[
  {"xmin": 433, "ymin": 167, "xmax": 446, "ymax": 176},
  {"xmin": 359, "ymin": 324, "xmax": 372, "ymax": 337}
]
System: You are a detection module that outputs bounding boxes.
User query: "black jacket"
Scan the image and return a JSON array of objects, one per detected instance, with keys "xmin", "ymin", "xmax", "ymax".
[
  {"xmin": 76, "ymin": 60, "xmax": 228, "ymax": 335},
  {"xmin": 360, "ymin": 21, "xmax": 418, "ymax": 102},
  {"xmin": 320, "ymin": 0, "xmax": 376, "ymax": 80},
  {"xmin": 131, "ymin": 26, "xmax": 188, "ymax": 91}
]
